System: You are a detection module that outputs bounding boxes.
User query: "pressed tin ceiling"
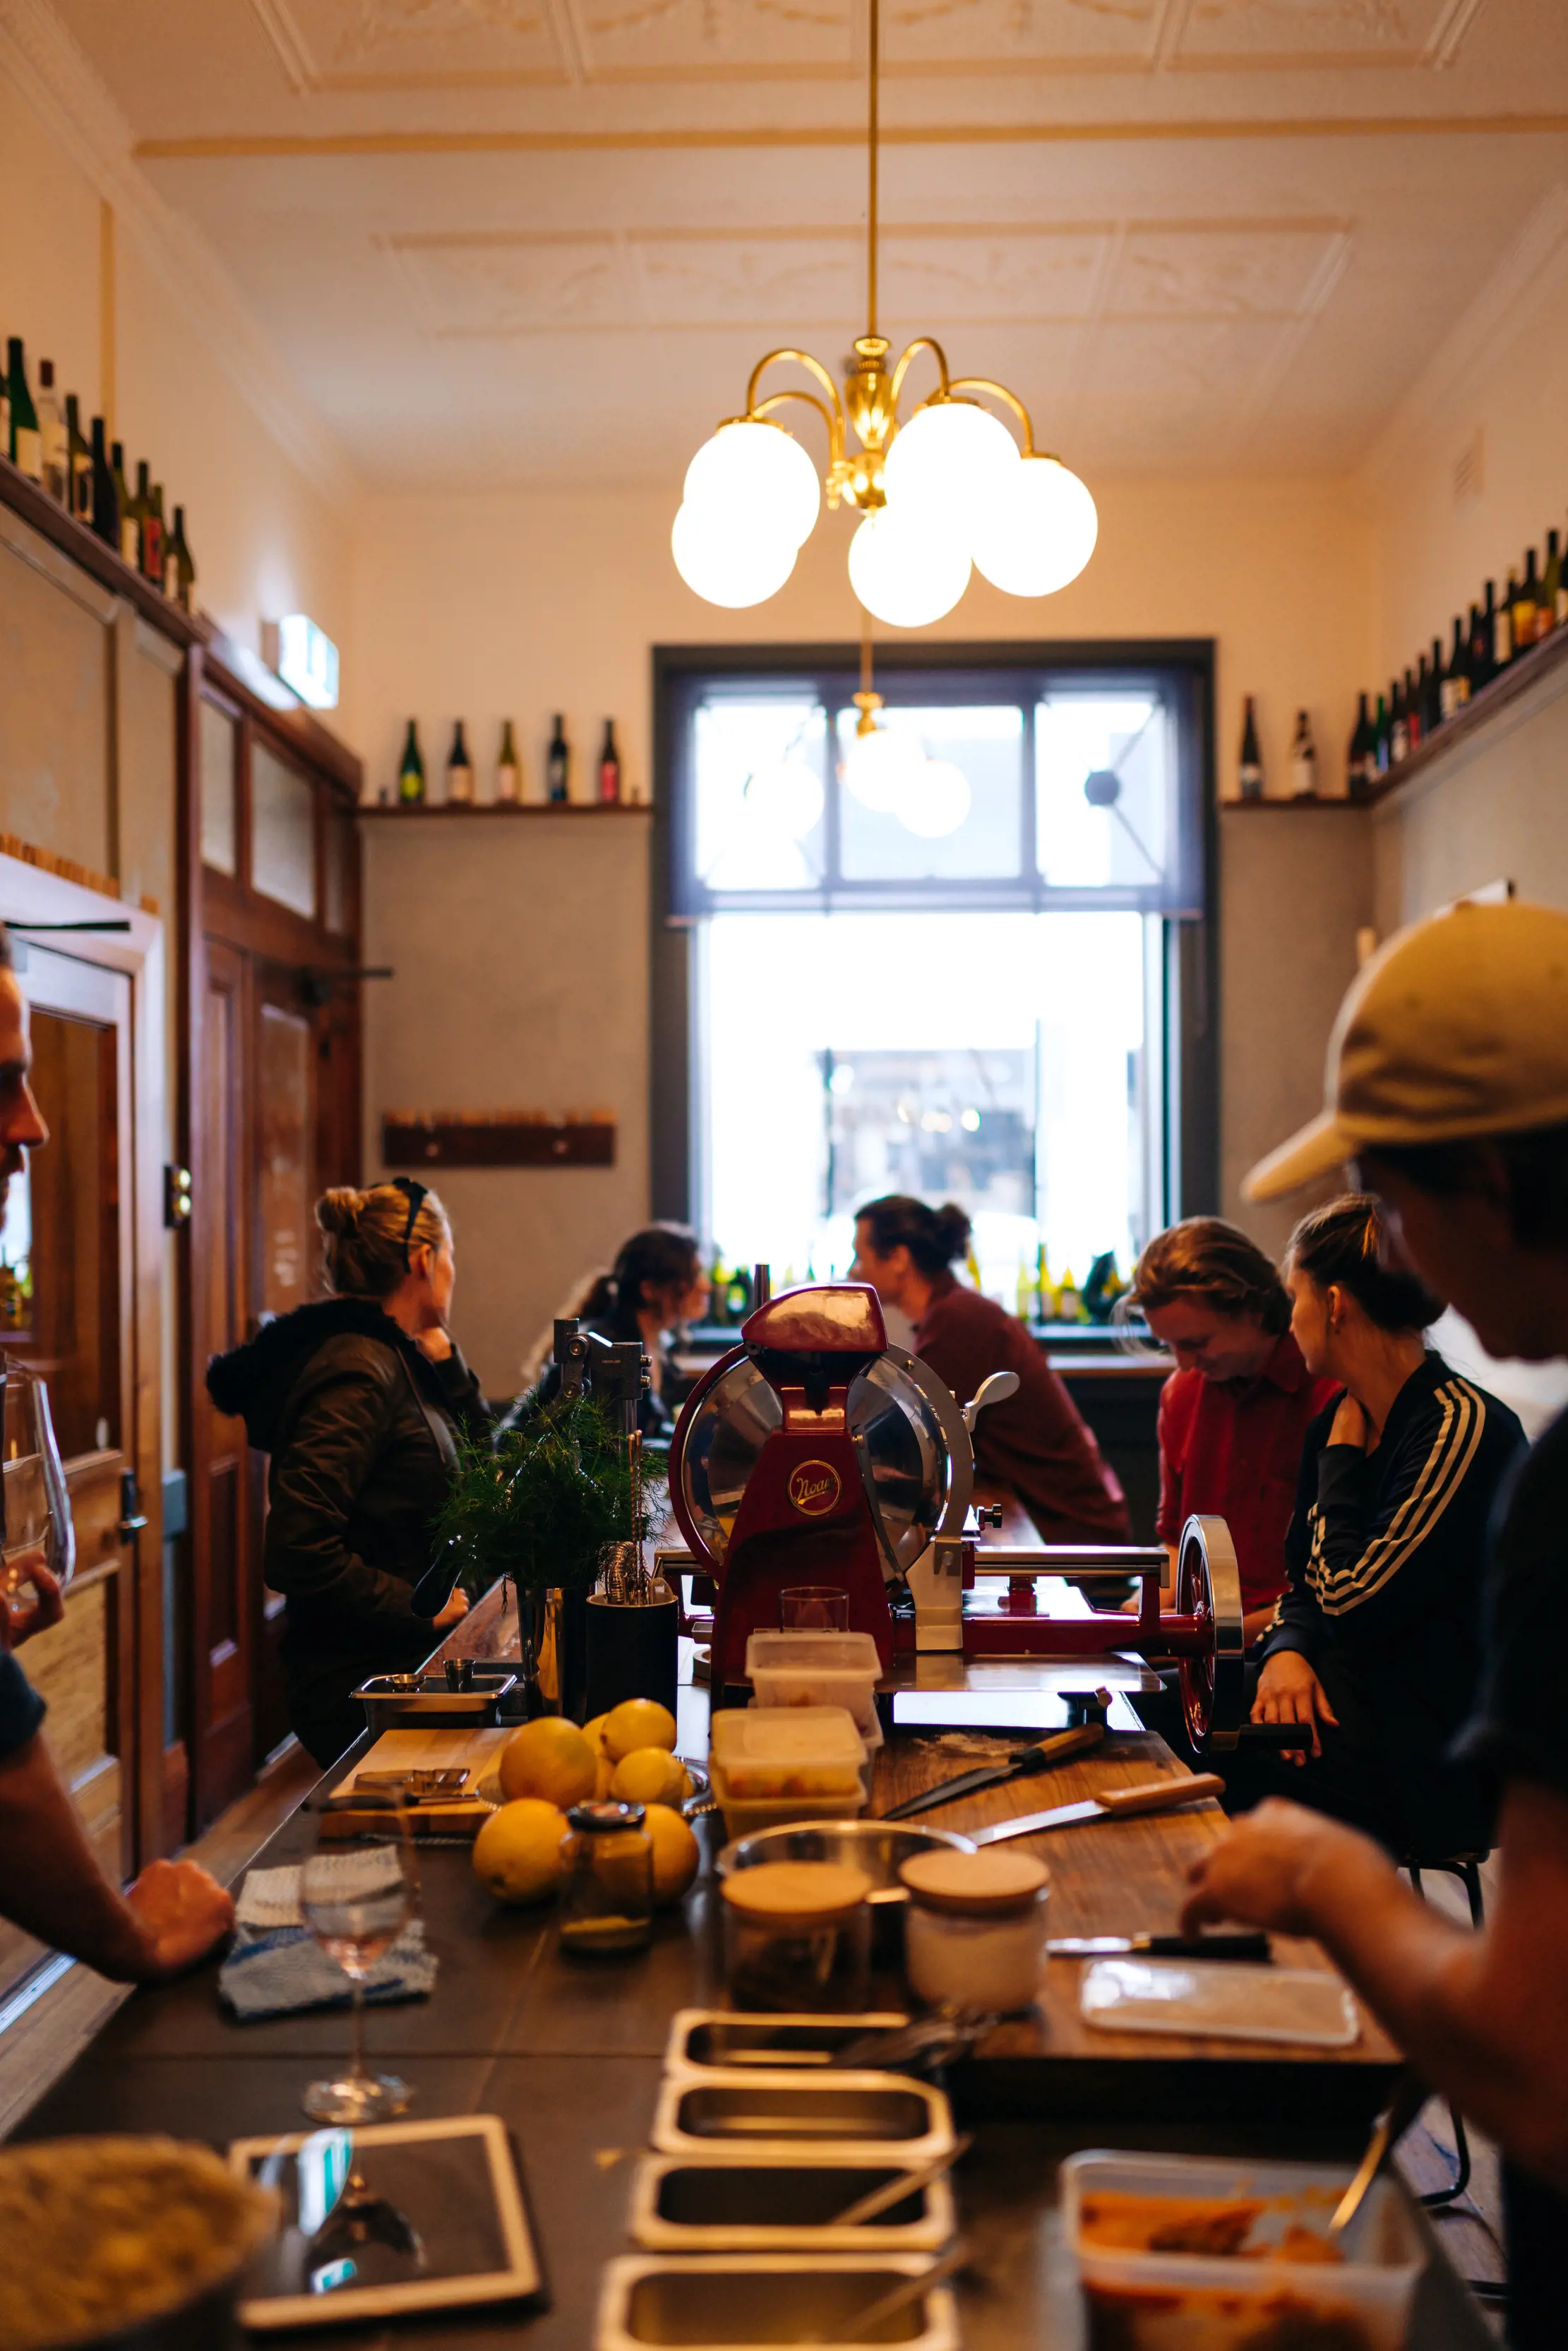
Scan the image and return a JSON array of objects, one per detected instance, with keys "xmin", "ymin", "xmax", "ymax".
[{"xmin": 40, "ymin": 0, "xmax": 1568, "ymax": 488}]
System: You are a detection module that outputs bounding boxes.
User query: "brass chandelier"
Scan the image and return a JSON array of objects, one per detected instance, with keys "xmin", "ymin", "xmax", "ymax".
[{"xmin": 671, "ymin": 0, "xmax": 1098, "ymax": 627}]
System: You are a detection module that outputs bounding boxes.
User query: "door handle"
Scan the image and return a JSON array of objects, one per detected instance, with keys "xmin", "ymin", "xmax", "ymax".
[{"xmin": 117, "ymin": 1468, "xmax": 149, "ymax": 1541}]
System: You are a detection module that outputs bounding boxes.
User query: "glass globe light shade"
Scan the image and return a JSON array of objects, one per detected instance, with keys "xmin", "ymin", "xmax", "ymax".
[
  {"xmin": 671, "ymin": 501, "xmax": 797, "ymax": 609},
  {"xmin": 971, "ymin": 454, "xmax": 1099, "ymax": 598},
  {"xmin": 744, "ymin": 758, "xmax": 825, "ymax": 841},
  {"xmin": 882, "ymin": 399, "xmax": 1019, "ymax": 526},
  {"xmin": 848, "ymin": 505, "xmax": 971, "ymax": 630},
  {"xmin": 683, "ymin": 420, "xmax": 821, "ymax": 550},
  {"xmin": 898, "ymin": 756, "xmax": 971, "ymax": 840},
  {"xmin": 842, "ymin": 722, "xmax": 929, "ymax": 815}
]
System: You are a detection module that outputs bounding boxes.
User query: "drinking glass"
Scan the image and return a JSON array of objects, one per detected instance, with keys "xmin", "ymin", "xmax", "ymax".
[
  {"xmin": 780, "ymin": 1586, "xmax": 849, "ymax": 1632},
  {"xmin": 1, "ymin": 1360, "xmax": 75, "ymax": 1611},
  {"xmin": 299, "ymin": 1793, "xmax": 417, "ymax": 2124}
]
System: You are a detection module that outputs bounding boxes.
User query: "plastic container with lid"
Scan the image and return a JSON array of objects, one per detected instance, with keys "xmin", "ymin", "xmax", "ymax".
[
  {"xmin": 1060, "ymin": 2150, "xmax": 1423, "ymax": 2351},
  {"xmin": 559, "ymin": 1800, "xmax": 654, "ymax": 1955},
  {"xmin": 744, "ymin": 1632, "xmax": 882, "ymax": 1744},
  {"xmin": 722, "ymin": 1860, "xmax": 873, "ymax": 2012},
  {"xmin": 898, "ymin": 1848, "xmax": 1050, "ymax": 2014},
  {"xmin": 708, "ymin": 1706, "xmax": 870, "ymax": 1836}
]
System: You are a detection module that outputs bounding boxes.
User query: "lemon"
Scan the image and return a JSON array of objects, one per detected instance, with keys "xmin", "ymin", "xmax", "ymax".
[
  {"xmin": 610, "ymin": 1745, "xmax": 685, "ymax": 1806},
  {"xmin": 497, "ymin": 1716, "xmax": 597, "ymax": 1809},
  {"xmin": 472, "ymin": 1798, "xmax": 569, "ymax": 1904},
  {"xmin": 643, "ymin": 1802, "xmax": 700, "ymax": 1906},
  {"xmin": 603, "ymin": 1698, "xmax": 678, "ymax": 1762},
  {"xmin": 594, "ymin": 1754, "xmax": 616, "ymax": 1800}
]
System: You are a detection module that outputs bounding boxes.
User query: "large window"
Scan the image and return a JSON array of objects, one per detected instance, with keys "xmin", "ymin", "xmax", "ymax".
[{"xmin": 656, "ymin": 646, "xmax": 1213, "ymax": 1305}]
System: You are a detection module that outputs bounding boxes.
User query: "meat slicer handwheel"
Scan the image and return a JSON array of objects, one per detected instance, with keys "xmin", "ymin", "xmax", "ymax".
[{"xmin": 1175, "ymin": 1513, "xmax": 1246, "ymax": 1754}]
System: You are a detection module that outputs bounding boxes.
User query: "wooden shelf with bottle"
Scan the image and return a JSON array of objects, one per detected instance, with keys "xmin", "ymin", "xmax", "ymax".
[
  {"xmin": 1360, "ymin": 612, "xmax": 1568, "ymax": 810},
  {"xmin": 0, "ymin": 448, "xmax": 208, "ymax": 650},
  {"xmin": 357, "ymin": 801, "xmax": 651, "ymax": 819}
]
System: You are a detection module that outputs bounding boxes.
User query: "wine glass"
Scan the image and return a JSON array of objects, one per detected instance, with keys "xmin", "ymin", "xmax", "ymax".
[
  {"xmin": 299, "ymin": 1793, "xmax": 417, "ymax": 2125},
  {"xmin": 1, "ymin": 1361, "xmax": 75, "ymax": 1613}
]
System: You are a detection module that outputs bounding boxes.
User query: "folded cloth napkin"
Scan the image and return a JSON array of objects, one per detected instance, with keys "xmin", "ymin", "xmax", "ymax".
[{"xmin": 220, "ymin": 1857, "xmax": 438, "ymax": 2022}]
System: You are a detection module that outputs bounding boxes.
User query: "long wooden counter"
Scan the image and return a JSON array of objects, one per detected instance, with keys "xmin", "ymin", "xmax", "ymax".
[{"xmin": 8, "ymin": 1593, "xmax": 1489, "ymax": 2348}]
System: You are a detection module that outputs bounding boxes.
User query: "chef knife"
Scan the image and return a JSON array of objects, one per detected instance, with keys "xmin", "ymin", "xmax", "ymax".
[
  {"xmin": 971, "ymin": 1771, "xmax": 1226, "ymax": 1846},
  {"xmin": 880, "ymin": 1721, "xmax": 1106, "ymax": 1821},
  {"xmin": 1046, "ymin": 1931, "xmax": 1271, "ymax": 1962}
]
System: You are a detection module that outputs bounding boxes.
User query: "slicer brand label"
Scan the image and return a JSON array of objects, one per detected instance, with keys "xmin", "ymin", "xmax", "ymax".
[{"xmin": 787, "ymin": 1460, "xmax": 842, "ymax": 1517}]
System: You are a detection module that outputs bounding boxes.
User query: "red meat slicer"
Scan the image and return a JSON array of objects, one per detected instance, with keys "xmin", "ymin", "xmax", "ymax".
[{"xmin": 666, "ymin": 1277, "xmax": 1262, "ymax": 1753}]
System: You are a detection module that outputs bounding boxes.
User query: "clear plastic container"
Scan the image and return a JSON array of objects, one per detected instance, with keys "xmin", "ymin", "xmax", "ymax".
[
  {"xmin": 707, "ymin": 1761, "xmax": 870, "ymax": 1841},
  {"xmin": 745, "ymin": 1633, "xmax": 882, "ymax": 1742},
  {"xmin": 709, "ymin": 1706, "xmax": 867, "ymax": 1800},
  {"xmin": 1060, "ymin": 2150, "xmax": 1423, "ymax": 2351}
]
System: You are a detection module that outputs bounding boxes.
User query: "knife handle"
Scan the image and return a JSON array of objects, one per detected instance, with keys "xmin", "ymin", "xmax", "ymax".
[
  {"xmin": 1095, "ymin": 1773, "xmax": 1225, "ymax": 1819},
  {"xmin": 1017, "ymin": 1723, "xmax": 1105, "ymax": 1775}
]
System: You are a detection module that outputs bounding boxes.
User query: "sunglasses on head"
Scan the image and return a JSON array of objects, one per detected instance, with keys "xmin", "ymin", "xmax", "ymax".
[{"xmin": 388, "ymin": 1176, "xmax": 429, "ymax": 1269}]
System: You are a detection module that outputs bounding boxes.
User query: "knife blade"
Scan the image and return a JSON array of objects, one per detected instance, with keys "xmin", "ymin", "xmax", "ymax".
[
  {"xmin": 971, "ymin": 1771, "xmax": 1226, "ymax": 1846},
  {"xmin": 880, "ymin": 1721, "xmax": 1106, "ymax": 1821},
  {"xmin": 1046, "ymin": 1931, "xmax": 1271, "ymax": 1962}
]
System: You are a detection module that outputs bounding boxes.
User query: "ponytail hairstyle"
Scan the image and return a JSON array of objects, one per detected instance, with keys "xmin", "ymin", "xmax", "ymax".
[
  {"xmin": 1130, "ymin": 1217, "xmax": 1291, "ymax": 1336},
  {"xmin": 573, "ymin": 1222, "xmax": 701, "ymax": 1334},
  {"xmin": 317, "ymin": 1180, "xmax": 451, "ymax": 1302},
  {"xmin": 1286, "ymin": 1192, "xmax": 1442, "ymax": 1333},
  {"xmin": 856, "ymin": 1195, "xmax": 973, "ymax": 1278}
]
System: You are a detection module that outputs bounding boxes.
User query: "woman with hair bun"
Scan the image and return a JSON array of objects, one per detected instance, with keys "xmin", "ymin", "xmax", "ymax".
[
  {"xmin": 207, "ymin": 1178, "xmax": 489, "ymax": 1766},
  {"xmin": 848, "ymin": 1194, "xmax": 1130, "ymax": 1545},
  {"xmin": 1228, "ymin": 1192, "xmax": 1526, "ymax": 1853}
]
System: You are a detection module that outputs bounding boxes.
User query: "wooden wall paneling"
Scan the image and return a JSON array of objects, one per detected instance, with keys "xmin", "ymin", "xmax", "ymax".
[{"xmin": 0, "ymin": 508, "xmax": 116, "ymax": 879}]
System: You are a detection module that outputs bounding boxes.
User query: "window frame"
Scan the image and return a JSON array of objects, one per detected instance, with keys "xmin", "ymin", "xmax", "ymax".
[{"xmin": 651, "ymin": 638, "xmax": 1219, "ymax": 1239}]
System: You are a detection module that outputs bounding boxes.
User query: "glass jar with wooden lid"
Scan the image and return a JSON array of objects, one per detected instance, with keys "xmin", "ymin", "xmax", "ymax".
[
  {"xmin": 898, "ymin": 1848, "xmax": 1050, "ymax": 2014},
  {"xmin": 721, "ymin": 1860, "xmax": 873, "ymax": 2011}
]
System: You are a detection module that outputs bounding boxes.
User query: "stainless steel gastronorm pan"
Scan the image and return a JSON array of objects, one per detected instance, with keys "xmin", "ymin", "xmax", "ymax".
[
  {"xmin": 354, "ymin": 1670, "xmax": 517, "ymax": 1734},
  {"xmin": 650, "ymin": 2072, "xmax": 954, "ymax": 2166},
  {"xmin": 629, "ymin": 2153, "xmax": 956, "ymax": 2253},
  {"xmin": 594, "ymin": 2254, "xmax": 960, "ymax": 2350},
  {"xmin": 665, "ymin": 2011, "xmax": 911, "ymax": 2078}
]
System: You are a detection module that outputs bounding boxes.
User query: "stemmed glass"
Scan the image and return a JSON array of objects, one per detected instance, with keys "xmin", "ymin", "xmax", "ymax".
[
  {"xmin": 299, "ymin": 1793, "xmax": 417, "ymax": 2124},
  {"xmin": 1, "ymin": 1361, "xmax": 75, "ymax": 1613}
]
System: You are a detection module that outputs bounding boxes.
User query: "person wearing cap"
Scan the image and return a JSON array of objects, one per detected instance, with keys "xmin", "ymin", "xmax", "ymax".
[{"xmin": 1182, "ymin": 899, "xmax": 1568, "ymax": 2351}]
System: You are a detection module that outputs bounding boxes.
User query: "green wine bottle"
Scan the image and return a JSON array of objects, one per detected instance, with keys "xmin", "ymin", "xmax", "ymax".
[
  {"xmin": 6, "ymin": 338, "xmax": 41, "ymax": 481},
  {"xmin": 397, "ymin": 720, "xmax": 425, "ymax": 806}
]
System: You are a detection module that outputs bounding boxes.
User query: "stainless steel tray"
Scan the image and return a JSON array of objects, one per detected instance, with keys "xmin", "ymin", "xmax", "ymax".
[
  {"xmin": 354, "ymin": 1669, "xmax": 518, "ymax": 1734},
  {"xmin": 594, "ymin": 2255, "xmax": 960, "ymax": 2350},
  {"xmin": 664, "ymin": 2010, "xmax": 911, "ymax": 2078},
  {"xmin": 650, "ymin": 2071, "xmax": 955, "ymax": 2165},
  {"xmin": 629, "ymin": 2152, "xmax": 956, "ymax": 2253}
]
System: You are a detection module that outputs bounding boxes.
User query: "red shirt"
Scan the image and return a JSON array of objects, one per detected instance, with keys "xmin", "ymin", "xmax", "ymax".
[
  {"xmin": 1155, "ymin": 1331, "xmax": 1338, "ymax": 1617},
  {"xmin": 914, "ymin": 1274, "xmax": 1130, "ymax": 1545}
]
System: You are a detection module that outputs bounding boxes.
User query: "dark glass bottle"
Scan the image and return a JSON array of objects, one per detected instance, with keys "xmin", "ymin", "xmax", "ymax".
[
  {"xmin": 1425, "ymin": 641, "xmax": 1444, "ymax": 736},
  {"xmin": 6, "ymin": 337, "xmax": 40, "ymax": 479},
  {"xmin": 64, "ymin": 393, "xmax": 92, "ymax": 522},
  {"xmin": 1544, "ymin": 530, "xmax": 1563, "ymax": 635},
  {"xmin": 598, "ymin": 719, "xmax": 621, "ymax": 805},
  {"xmin": 1346, "ymin": 693, "xmax": 1372, "ymax": 801},
  {"xmin": 89, "ymin": 417, "xmax": 119, "ymax": 547},
  {"xmin": 163, "ymin": 503, "xmax": 195, "ymax": 609},
  {"xmin": 445, "ymin": 719, "xmax": 474, "ymax": 805},
  {"xmin": 136, "ymin": 464, "xmax": 162, "ymax": 582},
  {"xmin": 496, "ymin": 719, "xmax": 520, "ymax": 804},
  {"xmin": 1409, "ymin": 664, "xmax": 1425, "ymax": 753},
  {"xmin": 1237, "ymin": 696, "xmax": 1263, "ymax": 800},
  {"xmin": 1373, "ymin": 692, "xmax": 1390, "ymax": 776},
  {"xmin": 1513, "ymin": 554, "xmax": 1540, "ymax": 654},
  {"xmin": 1442, "ymin": 616, "xmax": 1468, "ymax": 717},
  {"xmin": 1496, "ymin": 575, "xmax": 1517, "ymax": 670},
  {"xmin": 547, "ymin": 714, "xmax": 570, "ymax": 803},
  {"xmin": 1389, "ymin": 677, "xmax": 1409, "ymax": 767},
  {"xmin": 397, "ymin": 719, "xmax": 425, "ymax": 806},
  {"xmin": 1288, "ymin": 710, "xmax": 1317, "ymax": 801},
  {"xmin": 111, "ymin": 441, "xmax": 137, "ymax": 568},
  {"xmin": 1474, "ymin": 587, "xmax": 1497, "ymax": 690}
]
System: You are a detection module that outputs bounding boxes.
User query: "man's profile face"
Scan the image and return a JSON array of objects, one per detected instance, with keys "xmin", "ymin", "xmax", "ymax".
[{"xmin": 0, "ymin": 969, "xmax": 49, "ymax": 1216}]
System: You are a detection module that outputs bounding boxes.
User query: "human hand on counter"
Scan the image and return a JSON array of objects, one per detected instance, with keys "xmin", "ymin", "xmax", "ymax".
[
  {"xmin": 1, "ymin": 1557, "xmax": 64, "ymax": 1649},
  {"xmin": 1328, "ymin": 1393, "xmax": 1369, "ymax": 1450},
  {"xmin": 1252, "ymin": 1648, "xmax": 1339, "ymax": 1761},
  {"xmin": 416, "ymin": 1326, "xmax": 454, "ymax": 1365},
  {"xmin": 432, "ymin": 1586, "xmax": 470, "ymax": 1631},
  {"xmin": 1180, "ymin": 1799, "xmax": 1380, "ymax": 1941},
  {"xmin": 124, "ymin": 1858, "xmax": 235, "ymax": 1982}
]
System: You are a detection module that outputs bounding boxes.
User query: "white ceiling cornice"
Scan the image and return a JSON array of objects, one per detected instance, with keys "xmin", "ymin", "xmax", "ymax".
[{"xmin": 0, "ymin": 0, "xmax": 359, "ymax": 513}]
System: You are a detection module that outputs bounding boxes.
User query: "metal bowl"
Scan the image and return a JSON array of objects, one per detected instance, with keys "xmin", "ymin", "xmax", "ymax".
[{"xmin": 715, "ymin": 1819, "xmax": 975, "ymax": 1906}]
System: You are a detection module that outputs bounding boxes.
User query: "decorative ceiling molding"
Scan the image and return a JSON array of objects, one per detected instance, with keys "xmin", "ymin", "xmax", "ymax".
[
  {"xmin": 250, "ymin": 0, "xmax": 571, "ymax": 92},
  {"xmin": 0, "ymin": 0, "xmax": 358, "ymax": 510},
  {"xmin": 1167, "ymin": 0, "xmax": 1489, "ymax": 74},
  {"xmin": 1360, "ymin": 179, "xmax": 1568, "ymax": 482}
]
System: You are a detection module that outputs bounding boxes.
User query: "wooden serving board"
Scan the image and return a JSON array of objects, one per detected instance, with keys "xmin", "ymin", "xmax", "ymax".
[
  {"xmin": 318, "ymin": 1724, "xmax": 513, "ymax": 1839},
  {"xmin": 870, "ymin": 1730, "xmax": 1403, "ymax": 2123}
]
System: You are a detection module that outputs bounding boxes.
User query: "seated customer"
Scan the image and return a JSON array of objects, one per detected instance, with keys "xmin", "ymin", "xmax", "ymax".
[
  {"xmin": 534, "ymin": 1224, "xmax": 708, "ymax": 1438},
  {"xmin": 849, "ymin": 1195, "xmax": 1130, "ymax": 1545},
  {"xmin": 1231, "ymin": 1193, "xmax": 1525, "ymax": 1855},
  {"xmin": 208, "ymin": 1180, "xmax": 486, "ymax": 1767},
  {"xmin": 1131, "ymin": 1219, "xmax": 1339, "ymax": 1644}
]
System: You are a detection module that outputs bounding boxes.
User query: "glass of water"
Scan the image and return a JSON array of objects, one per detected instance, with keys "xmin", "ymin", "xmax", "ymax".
[
  {"xmin": 299, "ymin": 1793, "xmax": 417, "ymax": 2124},
  {"xmin": 1, "ymin": 1360, "xmax": 75, "ymax": 1613}
]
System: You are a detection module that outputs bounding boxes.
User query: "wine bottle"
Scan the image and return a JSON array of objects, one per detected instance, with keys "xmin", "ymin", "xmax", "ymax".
[
  {"xmin": 1289, "ymin": 710, "xmax": 1317, "ymax": 801},
  {"xmin": 1545, "ymin": 530, "xmax": 1563, "ymax": 635},
  {"xmin": 1425, "ymin": 641, "xmax": 1444, "ymax": 736},
  {"xmin": 546, "ymin": 714, "xmax": 570, "ymax": 803},
  {"xmin": 445, "ymin": 719, "xmax": 474, "ymax": 805},
  {"xmin": 1389, "ymin": 676, "xmax": 1409, "ymax": 767},
  {"xmin": 136, "ymin": 464, "xmax": 162, "ymax": 583},
  {"xmin": 0, "ymin": 349, "xmax": 9, "ymax": 461},
  {"xmin": 1496, "ymin": 575, "xmax": 1516, "ymax": 669},
  {"xmin": 496, "ymin": 719, "xmax": 521, "ymax": 804},
  {"xmin": 1474, "ymin": 586, "xmax": 1497, "ymax": 689},
  {"xmin": 111, "ymin": 442, "xmax": 138, "ymax": 567},
  {"xmin": 1374, "ymin": 691, "xmax": 1390, "ymax": 776},
  {"xmin": 89, "ymin": 417, "xmax": 118, "ymax": 546},
  {"xmin": 598, "ymin": 719, "xmax": 621, "ymax": 805},
  {"xmin": 35, "ymin": 360, "xmax": 66, "ymax": 502},
  {"xmin": 397, "ymin": 719, "xmax": 425, "ymax": 806},
  {"xmin": 1408, "ymin": 664, "xmax": 1424, "ymax": 754},
  {"xmin": 163, "ymin": 503, "xmax": 194, "ymax": 609},
  {"xmin": 1513, "ymin": 555, "xmax": 1539, "ymax": 654},
  {"xmin": 1557, "ymin": 527, "xmax": 1568, "ymax": 628},
  {"xmin": 1346, "ymin": 693, "xmax": 1372, "ymax": 801},
  {"xmin": 6, "ymin": 338, "xmax": 41, "ymax": 481},
  {"xmin": 64, "ymin": 394, "xmax": 92, "ymax": 522},
  {"xmin": 1237, "ymin": 696, "xmax": 1263, "ymax": 800},
  {"xmin": 1442, "ymin": 617, "xmax": 1468, "ymax": 719}
]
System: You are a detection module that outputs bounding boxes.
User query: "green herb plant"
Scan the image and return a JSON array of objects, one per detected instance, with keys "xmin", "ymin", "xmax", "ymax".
[{"xmin": 434, "ymin": 1393, "xmax": 655, "ymax": 1598}]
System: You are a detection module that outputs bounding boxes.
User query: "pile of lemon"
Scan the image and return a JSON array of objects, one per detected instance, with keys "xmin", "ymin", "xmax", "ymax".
[{"xmin": 472, "ymin": 1698, "xmax": 700, "ymax": 1913}]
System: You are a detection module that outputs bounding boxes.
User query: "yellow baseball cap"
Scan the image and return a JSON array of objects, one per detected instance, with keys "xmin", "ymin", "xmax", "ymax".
[{"xmin": 1245, "ymin": 899, "xmax": 1568, "ymax": 1202}]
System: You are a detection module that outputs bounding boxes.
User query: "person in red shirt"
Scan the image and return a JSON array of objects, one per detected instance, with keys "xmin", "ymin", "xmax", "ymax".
[
  {"xmin": 1130, "ymin": 1217, "xmax": 1339, "ymax": 1642},
  {"xmin": 848, "ymin": 1196, "xmax": 1130, "ymax": 1544}
]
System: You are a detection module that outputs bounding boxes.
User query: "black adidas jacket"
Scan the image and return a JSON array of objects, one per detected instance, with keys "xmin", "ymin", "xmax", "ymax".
[{"xmin": 1263, "ymin": 1351, "xmax": 1526, "ymax": 1854}]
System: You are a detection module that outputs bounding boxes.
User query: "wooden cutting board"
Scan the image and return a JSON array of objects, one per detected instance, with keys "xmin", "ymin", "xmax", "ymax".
[{"xmin": 318, "ymin": 1724, "xmax": 513, "ymax": 1838}]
